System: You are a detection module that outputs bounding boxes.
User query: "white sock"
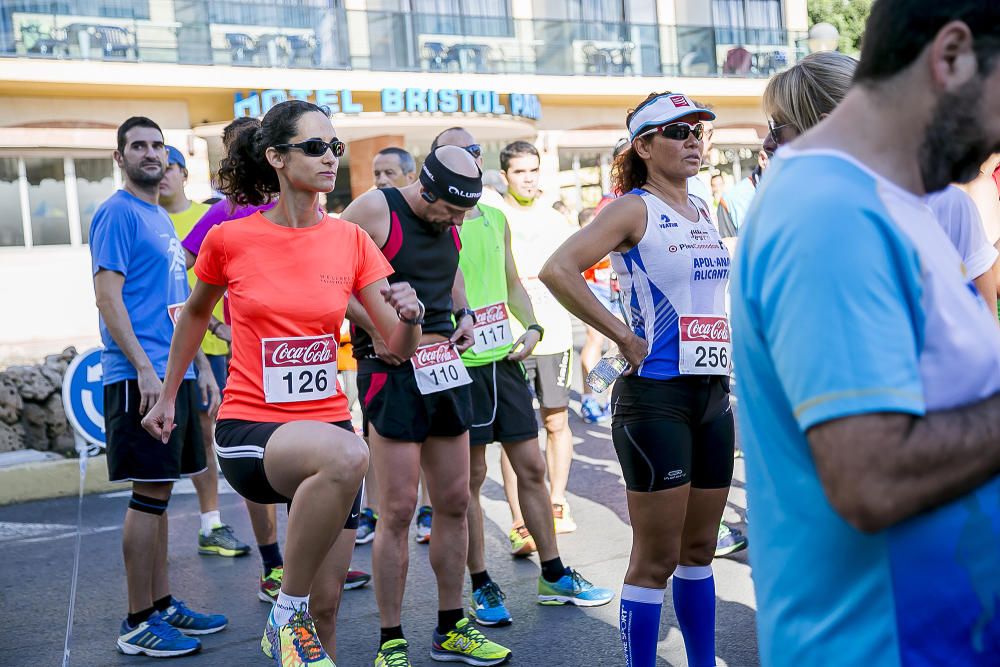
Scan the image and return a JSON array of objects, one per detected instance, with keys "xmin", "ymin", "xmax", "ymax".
[
  {"xmin": 200, "ymin": 510, "xmax": 221, "ymax": 537},
  {"xmin": 273, "ymin": 590, "xmax": 310, "ymax": 626}
]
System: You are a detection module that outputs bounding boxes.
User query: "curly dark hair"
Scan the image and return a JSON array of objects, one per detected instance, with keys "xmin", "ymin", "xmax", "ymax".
[
  {"xmin": 610, "ymin": 92, "xmax": 670, "ymax": 194},
  {"xmin": 216, "ymin": 100, "xmax": 328, "ymax": 207}
]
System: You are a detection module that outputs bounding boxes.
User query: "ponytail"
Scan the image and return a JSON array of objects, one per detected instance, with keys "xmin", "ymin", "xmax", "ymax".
[{"xmin": 216, "ymin": 100, "xmax": 329, "ymax": 207}]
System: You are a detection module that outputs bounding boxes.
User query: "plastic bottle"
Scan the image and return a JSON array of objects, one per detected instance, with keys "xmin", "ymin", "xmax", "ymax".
[{"xmin": 586, "ymin": 353, "xmax": 628, "ymax": 393}]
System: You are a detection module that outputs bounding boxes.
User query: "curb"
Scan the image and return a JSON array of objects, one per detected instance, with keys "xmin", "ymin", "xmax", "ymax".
[{"xmin": 0, "ymin": 454, "xmax": 120, "ymax": 505}]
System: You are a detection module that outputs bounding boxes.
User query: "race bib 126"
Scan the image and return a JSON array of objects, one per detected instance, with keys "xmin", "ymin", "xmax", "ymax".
[
  {"xmin": 261, "ymin": 334, "xmax": 338, "ymax": 403},
  {"xmin": 678, "ymin": 315, "xmax": 732, "ymax": 376},
  {"xmin": 472, "ymin": 302, "xmax": 513, "ymax": 353},
  {"xmin": 412, "ymin": 342, "xmax": 472, "ymax": 395}
]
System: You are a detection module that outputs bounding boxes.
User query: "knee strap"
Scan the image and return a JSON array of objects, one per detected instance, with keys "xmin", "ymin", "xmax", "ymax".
[{"xmin": 129, "ymin": 492, "xmax": 169, "ymax": 515}]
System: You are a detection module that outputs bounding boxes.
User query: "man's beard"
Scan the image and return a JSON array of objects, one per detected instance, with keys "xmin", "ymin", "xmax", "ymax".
[
  {"xmin": 125, "ymin": 160, "xmax": 164, "ymax": 187},
  {"xmin": 919, "ymin": 77, "xmax": 996, "ymax": 192}
]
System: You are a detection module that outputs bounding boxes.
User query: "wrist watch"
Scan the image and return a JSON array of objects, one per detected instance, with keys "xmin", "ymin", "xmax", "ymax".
[
  {"xmin": 454, "ymin": 307, "xmax": 477, "ymax": 325},
  {"xmin": 527, "ymin": 323, "xmax": 545, "ymax": 341}
]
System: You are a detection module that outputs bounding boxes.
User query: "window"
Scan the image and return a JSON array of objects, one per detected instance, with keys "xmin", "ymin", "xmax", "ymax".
[
  {"xmin": 7, "ymin": 1, "xmax": 150, "ymax": 20},
  {"xmin": 208, "ymin": 0, "xmax": 340, "ymax": 29},
  {"xmin": 75, "ymin": 158, "xmax": 114, "ymax": 243},
  {"xmin": 0, "ymin": 155, "xmax": 115, "ymax": 248},
  {"xmin": 0, "ymin": 158, "xmax": 23, "ymax": 247},
  {"xmin": 712, "ymin": 0, "xmax": 784, "ymax": 45},
  {"xmin": 402, "ymin": 0, "xmax": 513, "ymax": 37},
  {"xmin": 24, "ymin": 158, "xmax": 70, "ymax": 246}
]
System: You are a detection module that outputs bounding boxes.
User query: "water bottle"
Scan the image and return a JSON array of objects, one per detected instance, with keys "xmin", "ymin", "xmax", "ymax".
[{"xmin": 586, "ymin": 353, "xmax": 628, "ymax": 393}]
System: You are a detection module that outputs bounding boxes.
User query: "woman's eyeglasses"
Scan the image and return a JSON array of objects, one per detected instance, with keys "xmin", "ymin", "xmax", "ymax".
[
  {"xmin": 642, "ymin": 122, "xmax": 706, "ymax": 142},
  {"xmin": 462, "ymin": 144, "xmax": 482, "ymax": 158},
  {"xmin": 273, "ymin": 139, "xmax": 346, "ymax": 158},
  {"xmin": 767, "ymin": 120, "xmax": 796, "ymax": 146}
]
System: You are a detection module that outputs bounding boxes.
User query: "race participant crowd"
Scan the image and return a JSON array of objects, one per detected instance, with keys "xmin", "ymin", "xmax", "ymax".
[{"xmin": 86, "ymin": 1, "xmax": 1000, "ymax": 665}]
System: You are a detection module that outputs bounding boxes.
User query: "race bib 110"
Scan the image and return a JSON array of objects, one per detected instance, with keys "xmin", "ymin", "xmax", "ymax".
[
  {"xmin": 412, "ymin": 342, "xmax": 472, "ymax": 395},
  {"xmin": 261, "ymin": 334, "xmax": 338, "ymax": 403},
  {"xmin": 678, "ymin": 315, "xmax": 732, "ymax": 376}
]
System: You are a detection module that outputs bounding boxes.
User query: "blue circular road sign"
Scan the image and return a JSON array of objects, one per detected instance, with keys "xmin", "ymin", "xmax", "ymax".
[{"xmin": 62, "ymin": 347, "xmax": 106, "ymax": 447}]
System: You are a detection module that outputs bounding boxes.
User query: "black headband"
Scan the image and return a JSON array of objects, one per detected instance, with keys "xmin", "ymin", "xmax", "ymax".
[{"xmin": 420, "ymin": 148, "xmax": 483, "ymax": 208}]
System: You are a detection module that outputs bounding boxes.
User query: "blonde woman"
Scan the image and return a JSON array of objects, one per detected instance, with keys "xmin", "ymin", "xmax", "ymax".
[{"xmin": 765, "ymin": 50, "xmax": 998, "ymax": 307}]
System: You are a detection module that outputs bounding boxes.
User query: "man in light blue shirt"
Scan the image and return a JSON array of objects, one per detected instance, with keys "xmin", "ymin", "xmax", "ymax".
[
  {"xmin": 732, "ymin": 2, "xmax": 1000, "ymax": 665},
  {"xmin": 90, "ymin": 116, "xmax": 225, "ymax": 657}
]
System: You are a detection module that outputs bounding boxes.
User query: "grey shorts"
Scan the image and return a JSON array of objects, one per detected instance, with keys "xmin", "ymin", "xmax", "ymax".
[{"xmin": 522, "ymin": 350, "xmax": 572, "ymax": 410}]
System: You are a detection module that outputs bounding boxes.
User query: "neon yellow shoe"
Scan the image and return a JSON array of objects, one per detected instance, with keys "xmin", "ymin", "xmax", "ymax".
[
  {"xmin": 261, "ymin": 607, "xmax": 335, "ymax": 666},
  {"xmin": 374, "ymin": 638, "xmax": 412, "ymax": 666},
  {"xmin": 508, "ymin": 524, "xmax": 536, "ymax": 558},
  {"xmin": 259, "ymin": 566, "xmax": 283, "ymax": 603},
  {"xmin": 430, "ymin": 618, "xmax": 511, "ymax": 665}
]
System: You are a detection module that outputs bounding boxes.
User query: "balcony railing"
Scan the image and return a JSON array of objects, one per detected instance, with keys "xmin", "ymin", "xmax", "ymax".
[{"xmin": 0, "ymin": 3, "xmax": 808, "ymax": 79}]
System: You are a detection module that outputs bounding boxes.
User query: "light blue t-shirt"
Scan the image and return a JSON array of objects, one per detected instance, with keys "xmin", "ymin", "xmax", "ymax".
[
  {"xmin": 732, "ymin": 149, "xmax": 1000, "ymax": 667},
  {"xmin": 89, "ymin": 189, "xmax": 195, "ymax": 384}
]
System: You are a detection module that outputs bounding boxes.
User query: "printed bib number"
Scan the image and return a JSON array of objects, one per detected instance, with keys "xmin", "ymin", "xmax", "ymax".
[
  {"xmin": 261, "ymin": 334, "xmax": 338, "ymax": 404},
  {"xmin": 678, "ymin": 315, "xmax": 732, "ymax": 376},
  {"xmin": 472, "ymin": 302, "xmax": 512, "ymax": 353},
  {"xmin": 412, "ymin": 342, "xmax": 472, "ymax": 395},
  {"xmin": 168, "ymin": 302, "xmax": 185, "ymax": 326}
]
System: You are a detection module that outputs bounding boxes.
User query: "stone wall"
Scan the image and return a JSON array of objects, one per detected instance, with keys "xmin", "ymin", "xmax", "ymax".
[{"xmin": 0, "ymin": 348, "xmax": 78, "ymax": 456}]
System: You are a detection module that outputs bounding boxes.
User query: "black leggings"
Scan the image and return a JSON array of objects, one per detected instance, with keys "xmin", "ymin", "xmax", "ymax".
[{"xmin": 611, "ymin": 374, "xmax": 735, "ymax": 493}]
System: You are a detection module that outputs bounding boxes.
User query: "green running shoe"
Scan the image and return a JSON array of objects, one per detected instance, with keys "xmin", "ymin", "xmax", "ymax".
[
  {"xmin": 537, "ymin": 568, "xmax": 615, "ymax": 607},
  {"xmin": 198, "ymin": 524, "xmax": 251, "ymax": 557},
  {"xmin": 430, "ymin": 618, "xmax": 511, "ymax": 665},
  {"xmin": 375, "ymin": 638, "xmax": 412, "ymax": 666}
]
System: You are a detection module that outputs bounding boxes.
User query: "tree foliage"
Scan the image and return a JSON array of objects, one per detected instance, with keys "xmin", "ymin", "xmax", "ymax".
[{"xmin": 807, "ymin": 0, "xmax": 873, "ymax": 55}]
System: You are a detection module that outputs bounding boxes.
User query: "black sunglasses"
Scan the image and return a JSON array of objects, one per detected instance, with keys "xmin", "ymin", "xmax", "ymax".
[
  {"xmin": 273, "ymin": 139, "xmax": 346, "ymax": 158},
  {"xmin": 767, "ymin": 120, "xmax": 796, "ymax": 146},
  {"xmin": 643, "ymin": 122, "xmax": 705, "ymax": 142},
  {"xmin": 463, "ymin": 144, "xmax": 482, "ymax": 159}
]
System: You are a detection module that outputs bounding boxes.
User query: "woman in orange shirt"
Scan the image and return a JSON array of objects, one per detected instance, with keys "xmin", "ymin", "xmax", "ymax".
[{"xmin": 143, "ymin": 100, "xmax": 423, "ymax": 667}]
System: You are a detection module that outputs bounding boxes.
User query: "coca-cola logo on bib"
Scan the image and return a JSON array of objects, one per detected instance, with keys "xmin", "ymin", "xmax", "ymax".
[
  {"xmin": 413, "ymin": 343, "xmax": 457, "ymax": 367},
  {"xmin": 681, "ymin": 317, "xmax": 730, "ymax": 342},
  {"xmin": 263, "ymin": 336, "xmax": 334, "ymax": 367},
  {"xmin": 475, "ymin": 303, "xmax": 507, "ymax": 325}
]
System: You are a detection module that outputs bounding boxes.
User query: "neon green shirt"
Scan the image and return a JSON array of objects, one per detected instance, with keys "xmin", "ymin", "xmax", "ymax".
[
  {"xmin": 459, "ymin": 204, "xmax": 511, "ymax": 367},
  {"xmin": 168, "ymin": 202, "xmax": 229, "ymax": 356}
]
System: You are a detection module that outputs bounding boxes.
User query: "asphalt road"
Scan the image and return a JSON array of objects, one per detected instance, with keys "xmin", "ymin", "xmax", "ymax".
[{"xmin": 0, "ymin": 402, "xmax": 757, "ymax": 667}]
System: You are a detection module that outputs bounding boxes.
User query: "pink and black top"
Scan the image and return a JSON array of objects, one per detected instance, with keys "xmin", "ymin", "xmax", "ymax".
[{"xmin": 351, "ymin": 187, "xmax": 462, "ymax": 359}]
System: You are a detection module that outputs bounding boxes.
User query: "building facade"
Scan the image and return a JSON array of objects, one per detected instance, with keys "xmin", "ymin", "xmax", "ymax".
[{"xmin": 0, "ymin": 0, "xmax": 808, "ymax": 360}]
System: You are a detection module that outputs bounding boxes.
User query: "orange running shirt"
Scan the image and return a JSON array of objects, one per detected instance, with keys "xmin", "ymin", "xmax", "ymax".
[{"xmin": 195, "ymin": 212, "xmax": 392, "ymax": 423}]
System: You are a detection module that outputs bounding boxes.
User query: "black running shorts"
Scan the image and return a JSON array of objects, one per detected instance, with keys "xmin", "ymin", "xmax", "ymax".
[
  {"xmin": 104, "ymin": 379, "xmax": 206, "ymax": 483},
  {"xmin": 611, "ymin": 374, "xmax": 734, "ymax": 493},
  {"xmin": 522, "ymin": 349, "xmax": 572, "ymax": 410},
  {"xmin": 214, "ymin": 419, "xmax": 362, "ymax": 529},
  {"xmin": 467, "ymin": 360, "xmax": 539, "ymax": 446},
  {"xmin": 357, "ymin": 358, "xmax": 472, "ymax": 442}
]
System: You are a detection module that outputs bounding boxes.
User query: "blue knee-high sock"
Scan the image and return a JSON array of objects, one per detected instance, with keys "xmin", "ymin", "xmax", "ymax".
[
  {"xmin": 672, "ymin": 564, "xmax": 716, "ymax": 667},
  {"xmin": 620, "ymin": 584, "xmax": 664, "ymax": 667}
]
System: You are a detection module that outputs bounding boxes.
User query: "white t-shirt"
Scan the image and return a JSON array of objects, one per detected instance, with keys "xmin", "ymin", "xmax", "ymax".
[
  {"xmin": 500, "ymin": 197, "xmax": 576, "ymax": 355},
  {"xmin": 925, "ymin": 185, "xmax": 998, "ymax": 280}
]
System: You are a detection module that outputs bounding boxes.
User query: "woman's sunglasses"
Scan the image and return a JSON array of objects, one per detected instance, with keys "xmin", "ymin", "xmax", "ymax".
[
  {"xmin": 273, "ymin": 139, "xmax": 346, "ymax": 158},
  {"xmin": 463, "ymin": 144, "xmax": 482, "ymax": 159},
  {"xmin": 767, "ymin": 120, "xmax": 796, "ymax": 146},
  {"xmin": 642, "ymin": 122, "xmax": 705, "ymax": 142}
]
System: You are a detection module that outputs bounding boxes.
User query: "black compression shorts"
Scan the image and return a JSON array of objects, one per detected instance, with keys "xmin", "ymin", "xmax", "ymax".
[
  {"xmin": 356, "ymin": 358, "xmax": 472, "ymax": 442},
  {"xmin": 215, "ymin": 418, "xmax": 362, "ymax": 529},
  {"xmin": 611, "ymin": 374, "xmax": 734, "ymax": 493}
]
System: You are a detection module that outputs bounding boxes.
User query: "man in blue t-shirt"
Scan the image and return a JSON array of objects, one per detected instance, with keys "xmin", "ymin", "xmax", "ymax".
[
  {"xmin": 89, "ymin": 116, "xmax": 226, "ymax": 657},
  {"xmin": 732, "ymin": 3, "xmax": 1000, "ymax": 666}
]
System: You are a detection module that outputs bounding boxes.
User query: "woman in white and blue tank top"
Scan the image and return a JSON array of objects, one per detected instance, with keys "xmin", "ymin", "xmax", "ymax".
[{"xmin": 540, "ymin": 92, "xmax": 733, "ymax": 667}]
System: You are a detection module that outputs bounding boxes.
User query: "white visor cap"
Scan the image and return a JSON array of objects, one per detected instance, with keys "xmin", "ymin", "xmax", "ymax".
[{"xmin": 627, "ymin": 93, "xmax": 716, "ymax": 142}]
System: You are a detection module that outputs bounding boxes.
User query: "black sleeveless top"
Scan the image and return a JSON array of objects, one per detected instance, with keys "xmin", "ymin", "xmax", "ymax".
[{"xmin": 352, "ymin": 187, "xmax": 460, "ymax": 359}]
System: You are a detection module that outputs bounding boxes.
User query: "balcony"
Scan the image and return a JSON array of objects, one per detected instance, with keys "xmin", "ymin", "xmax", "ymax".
[{"xmin": 0, "ymin": 3, "xmax": 807, "ymax": 79}]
